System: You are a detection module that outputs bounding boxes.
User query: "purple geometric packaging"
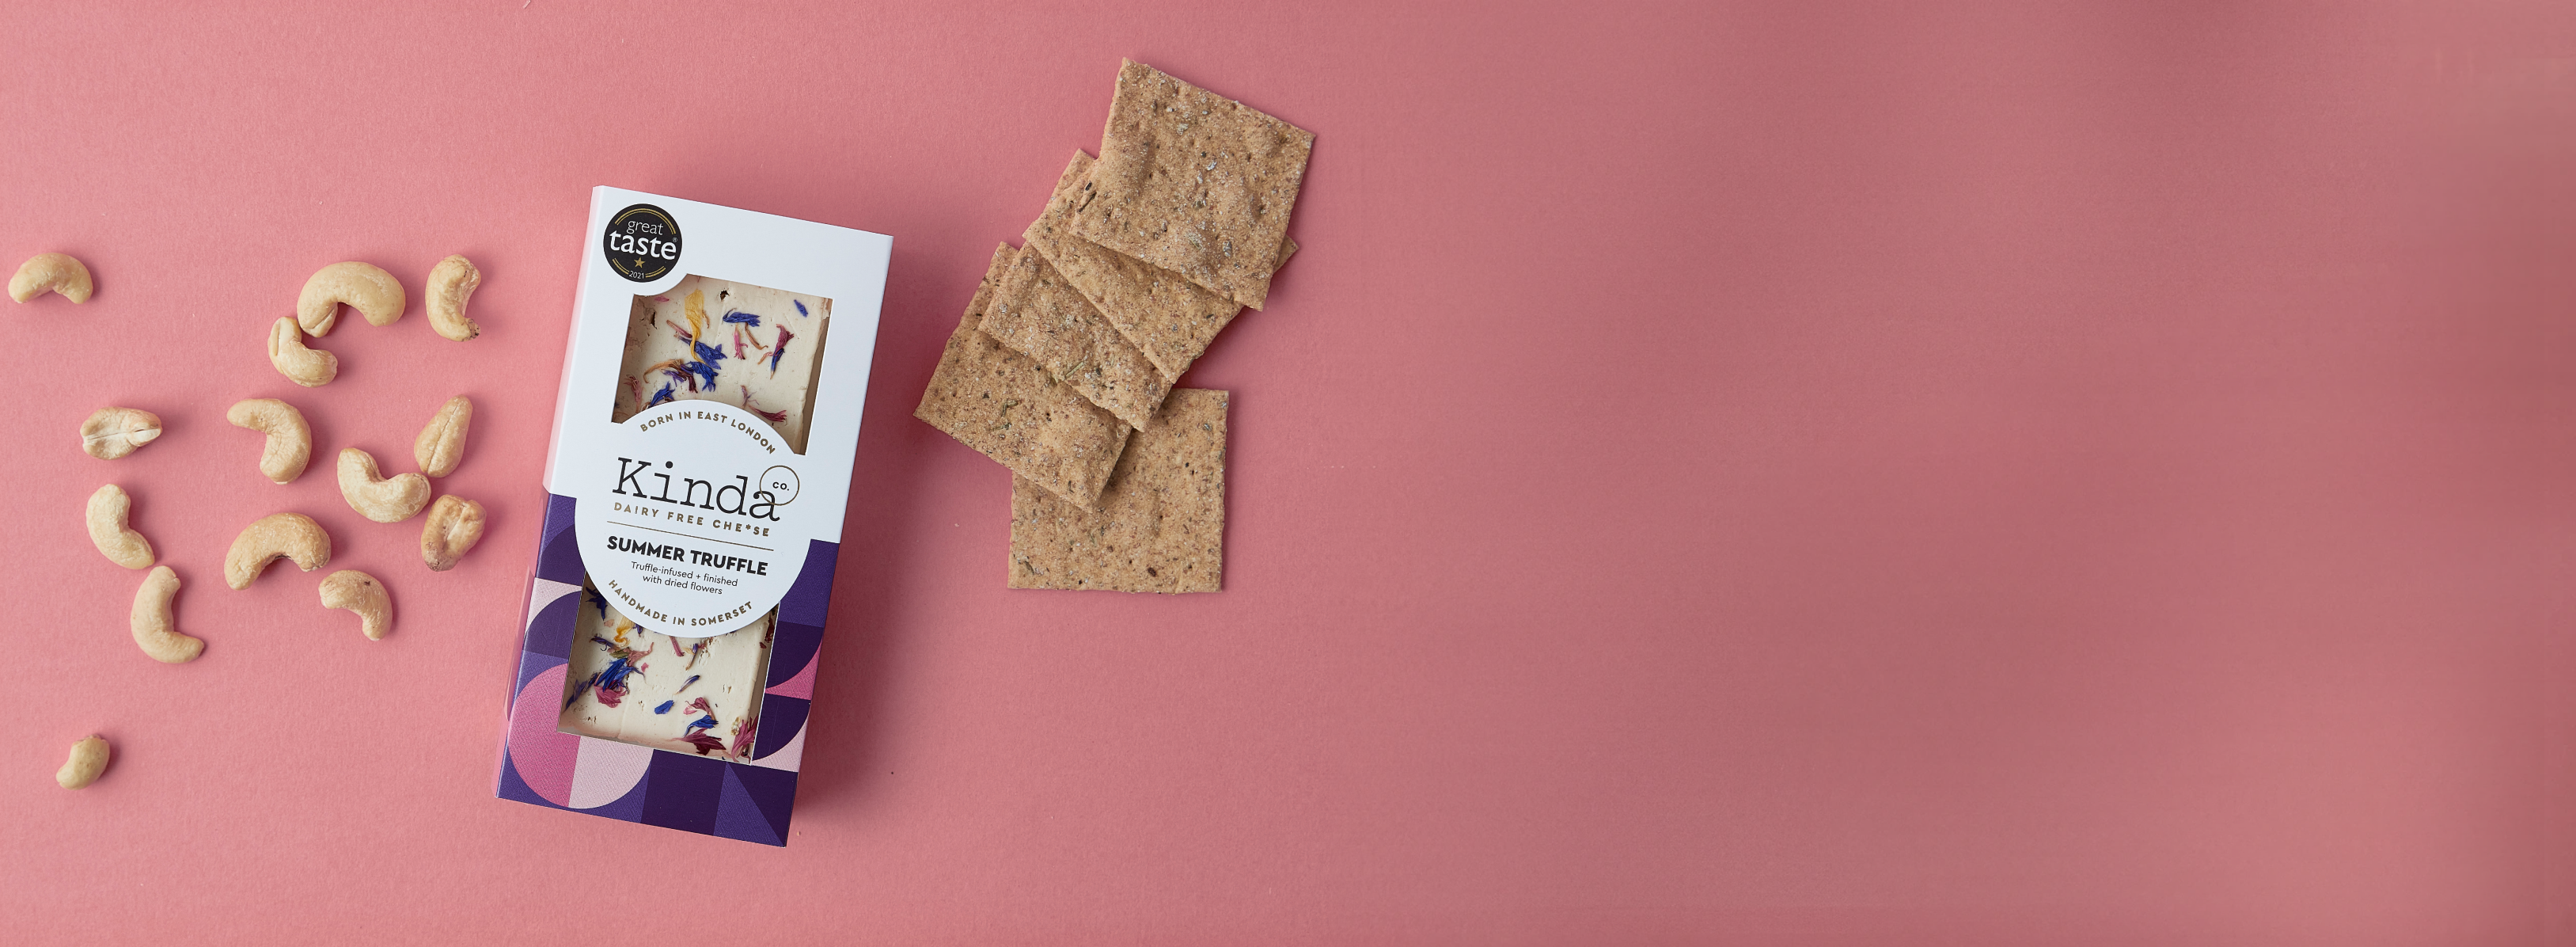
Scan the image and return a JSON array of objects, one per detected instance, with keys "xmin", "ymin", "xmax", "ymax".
[{"xmin": 496, "ymin": 188, "xmax": 889, "ymax": 844}]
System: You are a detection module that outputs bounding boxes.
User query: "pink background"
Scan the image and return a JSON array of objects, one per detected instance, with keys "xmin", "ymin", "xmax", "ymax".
[{"xmin": 2, "ymin": 2, "xmax": 2570, "ymax": 943}]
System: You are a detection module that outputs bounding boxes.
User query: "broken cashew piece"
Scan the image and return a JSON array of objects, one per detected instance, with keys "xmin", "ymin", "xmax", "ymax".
[
  {"xmin": 223, "ymin": 512, "xmax": 332, "ymax": 590},
  {"xmin": 267, "ymin": 317, "xmax": 338, "ymax": 387},
  {"xmin": 319, "ymin": 570, "xmax": 394, "ymax": 640},
  {"xmin": 414, "ymin": 395, "xmax": 472, "ymax": 477},
  {"xmin": 79, "ymin": 407, "xmax": 163, "ymax": 459},
  {"xmin": 425, "ymin": 255, "xmax": 482, "ymax": 341},
  {"xmin": 420, "ymin": 495, "xmax": 486, "ymax": 572},
  {"xmin": 9, "ymin": 253, "xmax": 93, "ymax": 303},
  {"xmin": 295, "ymin": 261, "xmax": 405, "ymax": 336},
  {"xmin": 226, "ymin": 397, "xmax": 313, "ymax": 485},
  {"xmin": 338, "ymin": 448, "xmax": 431, "ymax": 523},
  {"xmin": 57, "ymin": 736, "xmax": 110, "ymax": 789},
  {"xmin": 85, "ymin": 484, "xmax": 154, "ymax": 569},
  {"xmin": 131, "ymin": 565, "xmax": 204, "ymax": 664}
]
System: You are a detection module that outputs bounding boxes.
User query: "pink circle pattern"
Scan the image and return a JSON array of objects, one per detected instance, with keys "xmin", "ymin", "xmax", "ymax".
[{"xmin": 506, "ymin": 664, "xmax": 577, "ymax": 806}]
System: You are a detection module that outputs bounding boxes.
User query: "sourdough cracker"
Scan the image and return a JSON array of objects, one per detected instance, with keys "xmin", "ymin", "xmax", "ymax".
[
  {"xmin": 1010, "ymin": 388, "xmax": 1227, "ymax": 593},
  {"xmin": 978, "ymin": 243, "xmax": 1172, "ymax": 429},
  {"xmin": 1066, "ymin": 60, "xmax": 1313, "ymax": 311},
  {"xmin": 1027, "ymin": 150, "xmax": 1296, "ymax": 382},
  {"xmin": 915, "ymin": 243, "xmax": 1131, "ymax": 507}
]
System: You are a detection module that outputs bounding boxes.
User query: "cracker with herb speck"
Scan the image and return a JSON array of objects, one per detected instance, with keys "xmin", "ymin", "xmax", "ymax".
[
  {"xmin": 977, "ymin": 242, "xmax": 1172, "ymax": 429},
  {"xmin": 1010, "ymin": 388, "xmax": 1227, "ymax": 593},
  {"xmin": 1027, "ymin": 150, "xmax": 1296, "ymax": 382},
  {"xmin": 915, "ymin": 243, "xmax": 1131, "ymax": 508},
  {"xmin": 1066, "ymin": 60, "xmax": 1312, "ymax": 311}
]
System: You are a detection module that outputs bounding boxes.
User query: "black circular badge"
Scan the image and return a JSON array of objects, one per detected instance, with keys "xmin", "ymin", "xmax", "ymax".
[{"xmin": 602, "ymin": 203, "xmax": 682, "ymax": 282}]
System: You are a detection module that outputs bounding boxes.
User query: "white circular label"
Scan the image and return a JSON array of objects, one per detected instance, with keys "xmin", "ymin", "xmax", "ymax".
[
  {"xmin": 758, "ymin": 465, "xmax": 800, "ymax": 505},
  {"xmin": 574, "ymin": 401, "xmax": 818, "ymax": 637}
]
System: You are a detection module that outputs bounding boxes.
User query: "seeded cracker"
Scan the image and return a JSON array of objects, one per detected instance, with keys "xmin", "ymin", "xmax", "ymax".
[
  {"xmin": 1027, "ymin": 150, "xmax": 1297, "ymax": 382},
  {"xmin": 1066, "ymin": 60, "xmax": 1313, "ymax": 311},
  {"xmin": 979, "ymin": 243, "xmax": 1172, "ymax": 429},
  {"xmin": 915, "ymin": 244, "xmax": 1132, "ymax": 507},
  {"xmin": 1010, "ymin": 388, "xmax": 1227, "ymax": 593}
]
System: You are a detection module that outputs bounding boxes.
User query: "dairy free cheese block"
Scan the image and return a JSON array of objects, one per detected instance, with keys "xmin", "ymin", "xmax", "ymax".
[
  {"xmin": 613, "ymin": 275, "xmax": 832, "ymax": 454},
  {"xmin": 560, "ymin": 586, "xmax": 774, "ymax": 759},
  {"xmin": 563, "ymin": 273, "xmax": 824, "ymax": 755}
]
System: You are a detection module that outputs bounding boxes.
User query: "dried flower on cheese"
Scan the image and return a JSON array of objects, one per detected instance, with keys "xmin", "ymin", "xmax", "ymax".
[
  {"xmin": 739, "ymin": 386, "xmax": 787, "ymax": 424},
  {"xmin": 768, "ymin": 326, "xmax": 794, "ymax": 376}
]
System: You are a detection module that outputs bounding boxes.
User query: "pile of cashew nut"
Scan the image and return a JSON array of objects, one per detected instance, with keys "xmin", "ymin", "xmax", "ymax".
[
  {"xmin": 268, "ymin": 257, "xmax": 483, "ymax": 386},
  {"xmin": 53, "ymin": 253, "xmax": 496, "ymax": 789}
]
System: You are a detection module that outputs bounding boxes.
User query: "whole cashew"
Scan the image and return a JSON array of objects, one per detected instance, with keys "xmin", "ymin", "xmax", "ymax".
[
  {"xmin": 223, "ymin": 512, "xmax": 332, "ymax": 589},
  {"xmin": 79, "ymin": 407, "xmax": 162, "ymax": 459},
  {"xmin": 319, "ymin": 570, "xmax": 394, "ymax": 640},
  {"xmin": 57, "ymin": 736, "xmax": 110, "ymax": 789},
  {"xmin": 425, "ymin": 255, "xmax": 482, "ymax": 341},
  {"xmin": 9, "ymin": 252, "xmax": 93, "ymax": 303},
  {"xmin": 267, "ymin": 317, "xmax": 338, "ymax": 387},
  {"xmin": 131, "ymin": 565, "xmax": 204, "ymax": 664},
  {"xmin": 337, "ymin": 448, "xmax": 431, "ymax": 523},
  {"xmin": 295, "ymin": 261, "xmax": 405, "ymax": 336},
  {"xmin": 226, "ymin": 398, "xmax": 313, "ymax": 485},
  {"xmin": 419, "ymin": 495, "xmax": 486, "ymax": 572},
  {"xmin": 414, "ymin": 395, "xmax": 472, "ymax": 477},
  {"xmin": 85, "ymin": 484, "xmax": 154, "ymax": 569}
]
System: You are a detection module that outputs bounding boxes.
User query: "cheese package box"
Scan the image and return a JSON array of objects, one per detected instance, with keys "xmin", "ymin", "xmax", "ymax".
[{"xmin": 496, "ymin": 188, "xmax": 889, "ymax": 845}]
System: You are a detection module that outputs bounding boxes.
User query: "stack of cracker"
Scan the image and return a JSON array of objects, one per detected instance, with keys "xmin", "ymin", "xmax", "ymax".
[{"xmin": 916, "ymin": 60, "xmax": 1313, "ymax": 594}]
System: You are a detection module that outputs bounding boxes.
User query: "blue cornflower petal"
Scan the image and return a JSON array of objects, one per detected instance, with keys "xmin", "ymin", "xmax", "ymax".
[{"xmin": 599, "ymin": 658, "xmax": 638, "ymax": 689}]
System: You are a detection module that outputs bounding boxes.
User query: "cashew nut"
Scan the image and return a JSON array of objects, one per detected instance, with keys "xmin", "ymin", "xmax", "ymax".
[
  {"xmin": 85, "ymin": 484, "xmax": 154, "ymax": 569},
  {"xmin": 79, "ymin": 407, "xmax": 162, "ymax": 459},
  {"xmin": 414, "ymin": 395, "xmax": 472, "ymax": 477},
  {"xmin": 57, "ymin": 736, "xmax": 110, "ymax": 789},
  {"xmin": 267, "ymin": 317, "xmax": 338, "ymax": 387},
  {"xmin": 419, "ymin": 495, "xmax": 486, "ymax": 572},
  {"xmin": 294, "ymin": 261, "xmax": 405, "ymax": 336},
  {"xmin": 223, "ymin": 512, "xmax": 331, "ymax": 590},
  {"xmin": 131, "ymin": 565, "xmax": 203, "ymax": 663},
  {"xmin": 425, "ymin": 255, "xmax": 482, "ymax": 341},
  {"xmin": 318, "ymin": 570, "xmax": 394, "ymax": 640},
  {"xmin": 337, "ymin": 447, "xmax": 431, "ymax": 523},
  {"xmin": 9, "ymin": 252, "xmax": 93, "ymax": 303},
  {"xmin": 226, "ymin": 398, "xmax": 313, "ymax": 485}
]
